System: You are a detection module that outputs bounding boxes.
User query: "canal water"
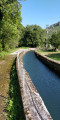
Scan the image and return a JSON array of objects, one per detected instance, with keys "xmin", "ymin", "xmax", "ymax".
[{"xmin": 23, "ymin": 51, "xmax": 60, "ymax": 120}]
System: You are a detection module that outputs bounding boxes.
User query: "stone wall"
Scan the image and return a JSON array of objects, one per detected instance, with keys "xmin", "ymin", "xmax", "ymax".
[
  {"xmin": 35, "ymin": 51, "xmax": 60, "ymax": 75},
  {"xmin": 16, "ymin": 50, "xmax": 53, "ymax": 120}
]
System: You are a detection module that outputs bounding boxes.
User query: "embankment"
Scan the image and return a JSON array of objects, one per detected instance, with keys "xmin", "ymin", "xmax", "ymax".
[
  {"xmin": 35, "ymin": 51, "xmax": 60, "ymax": 74},
  {"xmin": 16, "ymin": 50, "xmax": 53, "ymax": 120}
]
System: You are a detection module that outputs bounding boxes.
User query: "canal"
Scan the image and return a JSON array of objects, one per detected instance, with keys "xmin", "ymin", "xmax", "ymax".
[{"xmin": 23, "ymin": 51, "xmax": 60, "ymax": 120}]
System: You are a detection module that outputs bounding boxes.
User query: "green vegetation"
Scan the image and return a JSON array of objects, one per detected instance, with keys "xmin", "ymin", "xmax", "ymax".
[
  {"xmin": 0, "ymin": 1, "xmax": 60, "ymax": 119},
  {"xmin": 7, "ymin": 59, "xmax": 25, "ymax": 120},
  {"xmin": 0, "ymin": 55, "xmax": 16, "ymax": 120},
  {"xmin": 37, "ymin": 49, "xmax": 60, "ymax": 61},
  {"xmin": 19, "ymin": 25, "xmax": 45, "ymax": 47},
  {"xmin": 49, "ymin": 32, "xmax": 60, "ymax": 50},
  {"xmin": 46, "ymin": 25, "xmax": 60, "ymax": 37},
  {"xmin": 0, "ymin": 48, "xmax": 19, "ymax": 60},
  {"xmin": 0, "ymin": 51, "xmax": 26, "ymax": 120},
  {"xmin": 45, "ymin": 22, "xmax": 60, "ymax": 50},
  {"xmin": 0, "ymin": 0, "xmax": 60, "ymax": 51},
  {"xmin": 0, "ymin": 0, "xmax": 22, "ymax": 51},
  {"xmin": 0, "ymin": 47, "xmax": 29, "ymax": 60},
  {"xmin": 37, "ymin": 49, "xmax": 48, "ymax": 54},
  {"xmin": 47, "ymin": 53, "xmax": 60, "ymax": 61},
  {"xmin": 53, "ymin": 26, "xmax": 60, "ymax": 32}
]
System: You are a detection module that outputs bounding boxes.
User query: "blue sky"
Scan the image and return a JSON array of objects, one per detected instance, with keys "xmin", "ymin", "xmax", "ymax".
[{"xmin": 20, "ymin": 0, "xmax": 60, "ymax": 29}]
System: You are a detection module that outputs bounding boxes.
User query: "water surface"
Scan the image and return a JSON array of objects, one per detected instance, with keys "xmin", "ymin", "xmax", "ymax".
[{"xmin": 23, "ymin": 51, "xmax": 60, "ymax": 120}]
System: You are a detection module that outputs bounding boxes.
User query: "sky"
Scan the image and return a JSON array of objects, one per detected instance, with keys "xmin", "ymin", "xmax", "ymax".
[{"xmin": 20, "ymin": 0, "xmax": 60, "ymax": 29}]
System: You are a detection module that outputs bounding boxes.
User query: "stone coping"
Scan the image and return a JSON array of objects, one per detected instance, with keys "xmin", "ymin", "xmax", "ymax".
[
  {"xmin": 35, "ymin": 51, "xmax": 60, "ymax": 74},
  {"xmin": 16, "ymin": 50, "xmax": 53, "ymax": 120}
]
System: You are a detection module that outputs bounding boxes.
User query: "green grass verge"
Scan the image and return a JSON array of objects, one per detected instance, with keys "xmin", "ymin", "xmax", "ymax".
[
  {"xmin": 37, "ymin": 50, "xmax": 60, "ymax": 61},
  {"xmin": 47, "ymin": 53, "xmax": 60, "ymax": 61},
  {"xmin": 7, "ymin": 59, "xmax": 26, "ymax": 120},
  {"xmin": 0, "ymin": 48, "xmax": 19, "ymax": 60}
]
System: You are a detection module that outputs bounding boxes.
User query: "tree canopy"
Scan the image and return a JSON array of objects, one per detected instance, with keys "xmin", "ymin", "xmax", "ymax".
[
  {"xmin": 19, "ymin": 25, "xmax": 45, "ymax": 47},
  {"xmin": 49, "ymin": 32, "xmax": 60, "ymax": 49},
  {"xmin": 0, "ymin": 0, "xmax": 22, "ymax": 51},
  {"xmin": 0, "ymin": 0, "xmax": 46, "ymax": 51}
]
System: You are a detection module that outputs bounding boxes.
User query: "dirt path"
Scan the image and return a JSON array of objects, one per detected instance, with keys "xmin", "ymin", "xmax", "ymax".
[
  {"xmin": 0, "ymin": 55, "xmax": 16, "ymax": 120},
  {"xmin": 0, "ymin": 48, "xmax": 35, "ymax": 120},
  {"xmin": 10, "ymin": 48, "xmax": 35, "ymax": 55}
]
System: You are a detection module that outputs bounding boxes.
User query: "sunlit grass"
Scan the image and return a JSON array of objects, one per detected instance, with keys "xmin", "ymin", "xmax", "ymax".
[
  {"xmin": 0, "ymin": 48, "xmax": 19, "ymax": 60},
  {"xmin": 37, "ymin": 49, "xmax": 60, "ymax": 61},
  {"xmin": 0, "ymin": 47, "xmax": 29, "ymax": 60},
  {"xmin": 47, "ymin": 53, "xmax": 60, "ymax": 61}
]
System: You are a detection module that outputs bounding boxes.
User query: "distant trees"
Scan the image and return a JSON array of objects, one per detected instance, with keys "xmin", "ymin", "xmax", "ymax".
[
  {"xmin": 0, "ymin": 0, "xmax": 22, "ymax": 51},
  {"xmin": 19, "ymin": 25, "xmax": 45, "ymax": 47},
  {"xmin": 49, "ymin": 32, "xmax": 60, "ymax": 50}
]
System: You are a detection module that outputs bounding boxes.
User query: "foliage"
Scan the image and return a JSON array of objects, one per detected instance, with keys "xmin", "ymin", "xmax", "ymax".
[
  {"xmin": 0, "ymin": 43, "xmax": 2, "ymax": 52},
  {"xmin": 19, "ymin": 25, "xmax": 45, "ymax": 47},
  {"xmin": 7, "ymin": 59, "xmax": 26, "ymax": 120},
  {"xmin": 58, "ymin": 45, "xmax": 60, "ymax": 50},
  {"xmin": 0, "ymin": 0, "xmax": 45, "ymax": 49},
  {"xmin": 49, "ymin": 32, "xmax": 60, "ymax": 49},
  {"xmin": 0, "ymin": 0, "xmax": 22, "ymax": 51}
]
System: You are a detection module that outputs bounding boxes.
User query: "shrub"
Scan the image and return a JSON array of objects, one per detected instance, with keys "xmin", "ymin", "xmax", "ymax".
[
  {"xmin": 4, "ymin": 44, "xmax": 9, "ymax": 51},
  {"xmin": 0, "ymin": 43, "xmax": 2, "ymax": 52}
]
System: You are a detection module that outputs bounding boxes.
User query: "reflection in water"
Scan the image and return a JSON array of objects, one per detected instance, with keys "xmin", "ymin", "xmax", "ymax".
[{"xmin": 23, "ymin": 51, "xmax": 60, "ymax": 120}]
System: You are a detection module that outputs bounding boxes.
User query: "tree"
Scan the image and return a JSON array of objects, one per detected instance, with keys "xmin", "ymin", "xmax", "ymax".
[
  {"xmin": 0, "ymin": 0, "xmax": 22, "ymax": 51},
  {"xmin": 19, "ymin": 25, "xmax": 45, "ymax": 47},
  {"xmin": 49, "ymin": 32, "xmax": 60, "ymax": 49}
]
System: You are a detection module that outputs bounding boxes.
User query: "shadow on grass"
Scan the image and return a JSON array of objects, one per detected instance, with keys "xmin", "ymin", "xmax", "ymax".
[
  {"xmin": 47, "ymin": 53, "xmax": 60, "ymax": 61},
  {"xmin": 7, "ymin": 58, "xmax": 26, "ymax": 120}
]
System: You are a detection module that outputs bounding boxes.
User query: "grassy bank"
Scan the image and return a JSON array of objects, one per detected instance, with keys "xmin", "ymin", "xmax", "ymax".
[
  {"xmin": 0, "ymin": 48, "xmax": 19, "ymax": 60},
  {"xmin": 0, "ymin": 47, "xmax": 29, "ymax": 60},
  {"xmin": 47, "ymin": 53, "xmax": 60, "ymax": 61},
  {"xmin": 37, "ymin": 50, "xmax": 60, "ymax": 61},
  {"xmin": 0, "ymin": 55, "xmax": 16, "ymax": 120},
  {"xmin": 7, "ymin": 59, "xmax": 25, "ymax": 120}
]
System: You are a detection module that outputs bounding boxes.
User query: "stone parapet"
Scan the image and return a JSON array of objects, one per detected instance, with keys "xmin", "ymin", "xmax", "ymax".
[
  {"xmin": 35, "ymin": 51, "xmax": 60, "ymax": 74},
  {"xmin": 16, "ymin": 50, "xmax": 53, "ymax": 120}
]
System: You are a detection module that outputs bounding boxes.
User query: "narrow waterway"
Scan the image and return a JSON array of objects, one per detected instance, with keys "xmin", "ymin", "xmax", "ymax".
[{"xmin": 23, "ymin": 51, "xmax": 60, "ymax": 120}]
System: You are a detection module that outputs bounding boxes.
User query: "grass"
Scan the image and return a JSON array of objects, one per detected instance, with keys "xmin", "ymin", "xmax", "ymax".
[
  {"xmin": 37, "ymin": 49, "xmax": 60, "ymax": 61},
  {"xmin": 0, "ymin": 47, "xmax": 29, "ymax": 60},
  {"xmin": 0, "ymin": 55, "xmax": 16, "ymax": 120},
  {"xmin": 20, "ymin": 47, "xmax": 29, "ymax": 49},
  {"xmin": 0, "ymin": 48, "xmax": 19, "ymax": 60},
  {"xmin": 47, "ymin": 53, "xmax": 60, "ymax": 61},
  {"xmin": 7, "ymin": 59, "xmax": 25, "ymax": 120}
]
